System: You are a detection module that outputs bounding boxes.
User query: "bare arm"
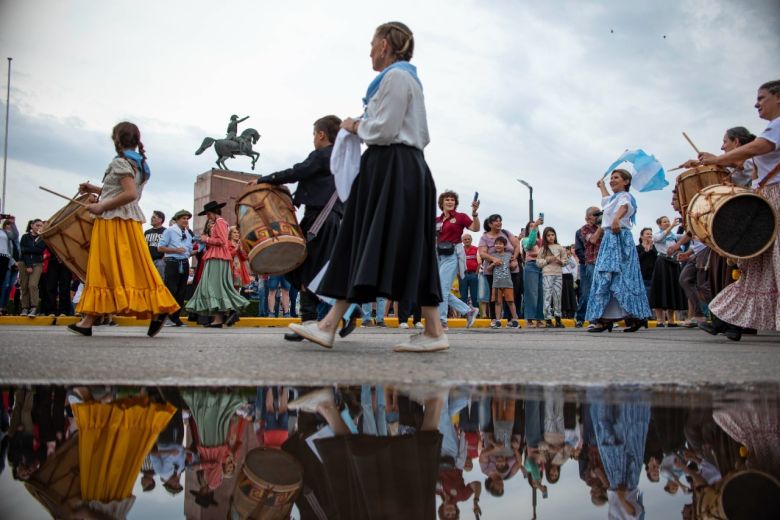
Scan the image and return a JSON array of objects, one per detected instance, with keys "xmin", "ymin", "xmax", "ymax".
[{"xmin": 698, "ymin": 138, "xmax": 775, "ymax": 166}]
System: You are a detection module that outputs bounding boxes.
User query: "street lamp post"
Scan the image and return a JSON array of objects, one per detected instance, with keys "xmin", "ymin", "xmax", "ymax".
[
  {"xmin": 516, "ymin": 179, "xmax": 534, "ymax": 224},
  {"xmin": 1, "ymin": 57, "xmax": 10, "ymax": 214}
]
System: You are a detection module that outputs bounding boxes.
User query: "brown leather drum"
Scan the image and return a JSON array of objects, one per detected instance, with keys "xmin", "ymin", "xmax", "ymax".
[
  {"xmin": 235, "ymin": 183, "xmax": 306, "ymax": 275},
  {"xmin": 686, "ymin": 184, "xmax": 777, "ymax": 261},
  {"xmin": 230, "ymin": 447, "xmax": 303, "ymax": 520},
  {"xmin": 676, "ymin": 165, "xmax": 730, "ymax": 222},
  {"xmin": 40, "ymin": 194, "xmax": 95, "ymax": 282},
  {"xmin": 695, "ymin": 469, "xmax": 780, "ymax": 520},
  {"xmin": 23, "ymin": 433, "xmax": 81, "ymax": 518}
]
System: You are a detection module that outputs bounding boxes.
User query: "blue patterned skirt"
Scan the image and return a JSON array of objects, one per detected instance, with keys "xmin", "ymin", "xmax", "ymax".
[{"xmin": 585, "ymin": 229, "xmax": 651, "ymax": 322}]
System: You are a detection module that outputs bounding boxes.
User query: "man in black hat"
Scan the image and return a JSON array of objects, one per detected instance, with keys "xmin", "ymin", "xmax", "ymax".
[
  {"xmin": 255, "ymin": 115, "xmax": 348, "ymax": 339},
  {"xmin": 158, "ymin": 209, "xmax": 196, "ymax": 326}
]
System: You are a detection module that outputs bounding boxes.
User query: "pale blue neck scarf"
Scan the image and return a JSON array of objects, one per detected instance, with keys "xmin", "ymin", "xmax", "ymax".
[
  {"xmin": 119, "ymin": 149, "xmax": 151, "ymax": 180},
  {"xmin": 362, "ymin": 61, "xmax": 422, "ymax": 107}
]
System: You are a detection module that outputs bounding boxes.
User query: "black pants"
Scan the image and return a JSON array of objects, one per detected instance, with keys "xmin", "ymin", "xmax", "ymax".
[
  {"xmin": 397, "ymin": 300, "xmax": 421, "ymax": 324},
  {"xmin": 164, "ymin": 260, "xmax": 189, "ymax": 322},
  {"xmin": 46, "ymin": 258, "xmax": 73, "ymax": 315},
  {"xmin": 299, "ymin": 290, "xmax": 320, "ymax": 322}
]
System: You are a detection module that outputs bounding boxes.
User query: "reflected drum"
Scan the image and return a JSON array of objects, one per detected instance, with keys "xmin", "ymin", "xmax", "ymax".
[
  {"xmin": 686, "ymin": 184, "xmax": 777, "ymax": 261},
  {"xmin": 235, "ymin": 183, "xmax": 306, "ymax": 275},
  {"xmin": 676, "ymin": 165, "xmax": 730, "ymax": 221},
  {"xmin": 230, "ymin": 447, "xmax": 303, "ymax": 520},
  {"xmin": 23, "ymin": 434, "xmax": 81, "ymax": 518},
  {"xmin": 40, "ymin": 194, "xmax": 95, "ymax": 282},
  {"xmin": 696, "ymin": 469, "xmax": 780, "ymax": 520}
]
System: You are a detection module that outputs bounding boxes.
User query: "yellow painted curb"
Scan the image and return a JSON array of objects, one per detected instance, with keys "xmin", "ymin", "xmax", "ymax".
[{"xmin": 0, "ymin": 316, "xmax": 663, "ymax": 328}]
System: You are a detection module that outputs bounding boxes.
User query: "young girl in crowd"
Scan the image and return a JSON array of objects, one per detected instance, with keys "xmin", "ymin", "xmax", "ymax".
[
  {"xmin": 535, "ymin": 227, "xmax": 567, "ymax": 328},
  {"xmin": 649, "ymin": 216, "xmax": 686, "ymax": 327},
  {"xmin": 68, "ymin": 122, "xmax": 179, "ymax": 337},
  {"xmin": 636, "ymin": 227, "xmax": 658, "ymax": 304}
]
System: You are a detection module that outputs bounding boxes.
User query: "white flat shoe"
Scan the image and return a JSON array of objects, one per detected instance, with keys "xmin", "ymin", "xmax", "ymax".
[
  {"xmin": 288, "ymin": 321, "xmax": 335, "ymax": 349},
  {"xmin": 393, "ymin": 333, "xmax": 449, "ymax": 353},
  {"xmin": 287, "ymin": 388, "xmax": 335, "ymax": 413}
]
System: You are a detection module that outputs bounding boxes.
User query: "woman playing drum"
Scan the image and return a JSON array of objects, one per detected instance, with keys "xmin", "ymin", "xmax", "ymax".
[
  {"xmin": 688, "ymin": 80, "xmax": 780, "ymax": 339},
  {"xmin": 68, "ymin": 122, "xmax": 178, "ymax": 337},
  {"xmin": 289, "ymin": 21, "xmax": 446, "ymax": 352}
]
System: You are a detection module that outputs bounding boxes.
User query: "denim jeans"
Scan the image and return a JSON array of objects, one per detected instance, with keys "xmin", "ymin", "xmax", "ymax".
[
  {"xmin": 459, "ymin": 271, "xmax": 479, "ymax": 307},
  {"xmin": 0, "ymin": 268, "xmax": 17, "ymax": 309},
  {"xmin": 438, "ymin": 253, "xmax": 471, "ymax": 323},
  {"xmin": 360, "ymin": 385, "xmax": 387, "ymax": 436},
  {"xmin": 522, "ymin": 261, "xmax": 544, "ymax": 320},
  {"xmin": 575, "ymin": 263, "xmax": 595, "ymax": 322},
  {"xmin": 361, "ymin": 297, "xmax": 387, "ymax": 323},
  {"xmin": 438, "ymin": 391, "xmax": 470, "ymax": 460}
]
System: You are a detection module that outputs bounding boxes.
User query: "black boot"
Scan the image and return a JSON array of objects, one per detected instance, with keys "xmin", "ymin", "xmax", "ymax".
[{"xmin": 555, "ymin": 317, "xmax": 564, "ymax": 328}]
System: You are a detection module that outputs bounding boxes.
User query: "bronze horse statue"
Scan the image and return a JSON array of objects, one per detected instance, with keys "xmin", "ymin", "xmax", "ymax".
[{"xmin": 195, "ymin": 128, "xmax": 261, "ymax": 170}]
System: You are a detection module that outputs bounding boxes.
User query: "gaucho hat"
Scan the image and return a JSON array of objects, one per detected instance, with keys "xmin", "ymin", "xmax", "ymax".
[{"xmin": 197, "ymin": 200, "xmax": 226, "ymax": 216}]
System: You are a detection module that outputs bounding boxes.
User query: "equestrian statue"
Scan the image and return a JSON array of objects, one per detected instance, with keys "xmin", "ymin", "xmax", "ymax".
[{"xmin": 195, "ymin": 115, "xmax": 261, "ymax": 170}]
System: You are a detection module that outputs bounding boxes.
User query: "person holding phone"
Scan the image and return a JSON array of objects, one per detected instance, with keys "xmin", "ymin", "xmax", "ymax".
[{"xmin": 435, "ymin": 190, "xmax": 481, "ymax": 329}]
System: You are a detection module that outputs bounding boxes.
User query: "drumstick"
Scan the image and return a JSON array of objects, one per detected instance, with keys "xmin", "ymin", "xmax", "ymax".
[
  {"xmin": 38, "ymin": 186, "xmax": 90, "ymax": 207},
  {"xmin": 668, "ymin": 166, "xmax": 685, "ymax": 172},
  {"xmin": 213, "ymin": 174, "xmax": 257, "ymax": 184},
  {"xmin": 682, "ymin": 132, "xmax": 701, "ymax": 154}
]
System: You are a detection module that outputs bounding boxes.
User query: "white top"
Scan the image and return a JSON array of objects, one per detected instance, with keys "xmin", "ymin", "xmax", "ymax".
[
  {"xmin": 601, "ymin": 191, "xmax": 635, "ymax": 229},
  {"xmin": 652, "ymin": 229, "xmax": 679, "ymax": 255},
  {"xmin": 690, "ymin": 238, "xmax": 706, "ymax": 254},
  {"xmin": 562, "ymin": 254, "xmax": 578, "ymax": 276},
  {"xmin": 728, "ymin": 158, "xmax": 756, "ymax": 187},
  {"xmin": 753, "ymin": 116, "xmax": 780, "ymax": 187},
  {"xmin": 607, "ymin": 489, "xmax": 644, "ymax": 520},
  {"xmin": 0, "ymin": 229, "xmax": 10, "ymax": 257},
  {"xmin": 99, "ymin": 157, "xmax": 147, "ymax": 222},
  {"xmin": 357, "ymin": 68, "xmax": 430, "ymax": 150}
]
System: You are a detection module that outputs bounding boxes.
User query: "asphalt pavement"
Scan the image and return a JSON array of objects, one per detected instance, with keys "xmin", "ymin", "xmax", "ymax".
[{"xmin": 1, "ymin": 322, "xmax": 778, "ymax": 388}]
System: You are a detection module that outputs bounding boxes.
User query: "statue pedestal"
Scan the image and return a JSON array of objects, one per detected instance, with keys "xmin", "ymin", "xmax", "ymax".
[{"xmin": 193, "ymin": 169, "xmax": 257, "ymax": 233}]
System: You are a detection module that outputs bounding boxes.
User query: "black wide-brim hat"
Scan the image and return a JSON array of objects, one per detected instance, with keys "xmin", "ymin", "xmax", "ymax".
[{"xmin": 197, "ymin": 200, "xmax": 227, "ymax": 216}]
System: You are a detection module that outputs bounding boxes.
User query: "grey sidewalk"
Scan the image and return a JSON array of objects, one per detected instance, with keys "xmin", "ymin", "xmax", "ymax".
[{"xmin": 1, "ymin": 325, "xmax": 778, "ymax": 387}]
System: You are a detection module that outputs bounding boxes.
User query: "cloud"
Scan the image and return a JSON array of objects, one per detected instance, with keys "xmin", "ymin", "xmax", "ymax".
[{"xmin": 1, "ymin": 0, "xmax": 778, "ymax": 240}]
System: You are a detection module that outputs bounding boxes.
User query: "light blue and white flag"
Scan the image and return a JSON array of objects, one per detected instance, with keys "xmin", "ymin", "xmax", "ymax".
[{"xmin": 603, "ymin": 149, "xmax": 668, "ymax": 192}]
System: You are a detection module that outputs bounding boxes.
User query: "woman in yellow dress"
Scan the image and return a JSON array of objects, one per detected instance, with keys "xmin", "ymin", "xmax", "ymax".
[{"xmin": 68, "ymin": 122, "xmax": 179, "ymax": 337}]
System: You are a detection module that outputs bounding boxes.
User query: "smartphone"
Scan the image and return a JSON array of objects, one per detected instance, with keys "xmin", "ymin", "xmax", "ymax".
[
  {"xmin": 473, "ymin": 192, "xmax": 479, "ymax": 202},
  {"xmin": 539, "ymin": 212, "xmax": 544, "ymax": 221}
]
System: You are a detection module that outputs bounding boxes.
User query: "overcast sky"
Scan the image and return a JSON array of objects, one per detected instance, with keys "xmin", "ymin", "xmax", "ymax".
[{"xmin": 1, "ymin": 0, "xmax": 778, "ymax": 241}]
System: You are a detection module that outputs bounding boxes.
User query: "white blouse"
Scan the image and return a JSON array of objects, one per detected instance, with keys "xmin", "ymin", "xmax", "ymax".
[
  {"xmin": 753, "ymin": 116, "xmax": 780, "ymax": 187},
  {"xmin": 357, "ymin": 68, "xmax": 430, "ymax": 150},
  {"xmin": 601, "ymin": 191, "xmax": 635, "ymax": 230}
]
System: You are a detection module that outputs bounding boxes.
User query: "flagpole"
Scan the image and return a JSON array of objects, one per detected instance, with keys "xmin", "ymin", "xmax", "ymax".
[{"xmin": 1, "ymin": 57, "xmax": 10, "ymax": 213}]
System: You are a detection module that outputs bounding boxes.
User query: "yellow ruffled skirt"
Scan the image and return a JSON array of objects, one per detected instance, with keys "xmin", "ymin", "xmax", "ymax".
[
  {"xmin": 72, "ymin": 397, "xmax": 176, "ymax": 501},
  {"xmin": 76, "ymin": 218, "xmax": 179, "ymax": 318}
]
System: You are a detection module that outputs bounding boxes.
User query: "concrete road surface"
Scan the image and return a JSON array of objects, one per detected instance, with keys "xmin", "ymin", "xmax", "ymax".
[{"xmin": 1, "ymin": 324, "xmax": 778, "ymax": 387}]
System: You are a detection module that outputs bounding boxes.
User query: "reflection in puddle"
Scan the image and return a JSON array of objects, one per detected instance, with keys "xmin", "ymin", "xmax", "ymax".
[{"xmin": 0, "ymin": 385, "xmax": 778, "ymax": 519}]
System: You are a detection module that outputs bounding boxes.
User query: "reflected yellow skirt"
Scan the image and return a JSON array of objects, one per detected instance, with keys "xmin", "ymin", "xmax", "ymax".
[
  {"xmin": 73, "ymin": 397, "xmax": 176, "ymax": 501},
  {"xmin": 76, "ymin": 218, "xmax": 179, "ymax": 319}
]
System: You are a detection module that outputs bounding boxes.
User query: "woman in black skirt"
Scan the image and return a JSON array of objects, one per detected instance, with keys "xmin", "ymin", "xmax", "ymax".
[
  {"xmin": 289, "ymin": 21, "xmax": 446, "ymax": 352},
  {"xmin": 648, "ymin": 215, "xmax": 687, "ymax": 326}
]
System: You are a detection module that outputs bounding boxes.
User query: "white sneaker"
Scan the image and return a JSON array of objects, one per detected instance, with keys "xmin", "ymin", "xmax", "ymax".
[
  {"xmin": 399, "ymin": 322, "xmax": 409, "ymax": 329},
  {"xmin": 466, "ymin": 307, "xmax": 479, "ymax": 328},
  {"xmin": 20, "ymin": 309, "xmax": 29, "ymax": 316},
  {"xmin": 28, "ymin": 308, "xmax": 38, "ymax": 318},
  {"xmin": 288, "ymin": 388, "xmax": 335, "ymax": 413},
  {"xmin": 288, "ymin": 321, "xmax": 336, "ymax": 349},
  {"xmin": 414, "ymin": 322, "xmax": 424, "ymax": 330},
  {"xmin": 394, "ymin": 333, "xmax": 449, "ymax": 353}
]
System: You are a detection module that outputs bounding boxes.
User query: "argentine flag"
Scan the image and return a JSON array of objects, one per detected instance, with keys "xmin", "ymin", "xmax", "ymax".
[{"xmin": 603, "ymin": 149, "xmax": 668, "ymax": 192}]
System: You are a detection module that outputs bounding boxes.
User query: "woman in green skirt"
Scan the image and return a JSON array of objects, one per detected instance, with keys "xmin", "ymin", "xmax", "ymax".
[{"xmin": 185, "ymin": 201, "xmax": 248, "ymax": 326}]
